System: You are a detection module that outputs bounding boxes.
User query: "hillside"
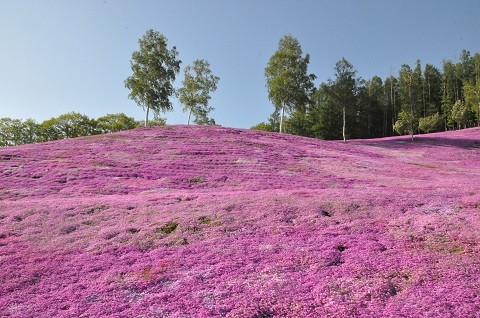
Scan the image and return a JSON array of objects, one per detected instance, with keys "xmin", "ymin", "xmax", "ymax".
[{"xmin": 1, "ymin": 125, "xmax": 479, "ymax": 317}]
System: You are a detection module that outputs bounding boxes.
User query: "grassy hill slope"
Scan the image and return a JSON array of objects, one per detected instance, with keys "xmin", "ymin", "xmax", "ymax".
[{"xmin": 1, "ymin": 126, "xmax": 479, "ymax": 317}]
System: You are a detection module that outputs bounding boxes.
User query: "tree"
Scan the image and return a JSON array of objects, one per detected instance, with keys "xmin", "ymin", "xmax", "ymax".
[
  {"xmin": 265, "ymin": 35, "xmax": 316, "ymax": 133},
  {"xmin": 39, "ymin": 118, "xmax": 62, "ymax": 141},
  {"xmin": 457, "ymin": 50, "xmax": 475, "ymax": 85},
  {"xmin": 394, "ymin": 110, "xmax": 417, "ymax": 136},
  {"xmin": 359, "ymin": 76, "xmax": 384, "ymax": 138},
  {"xmin": 250, "ymin": 122, "xmax": 276, "ymax": 132},
  {"xmin": 21, "ymin": 119, "xmax": 41, "ymax": 144},
  {"xmin": 464, "ymin": 81, "xmax": 480, "ymax": 126},
  {"xmin": 398, "ymin": 63, "xmax": 423, "ymax": 140},
  {"xmin": 308, "ymin": 83, "xmax": 343, "ymax": 140},
  {"xmin": 383, "ymin": 75, "xmax": 400, "ymax": 137},
  {"xmin": 190, "ymin": 109, "xmax": 216, "ymax": 125},
  {"xmin": 0, "ymin": 118, "xmax": 23, "ymax": 146},
  {"xmin": 125, "ymin": 29, "xmax": 181, "ymax": 126},
  {"xmin": 451, "ymin": 100, "xmax": 469, "ymax": 129},
  {"xmin": 96, "ymin": 113, "xmax": 137, "ymax": 133},
  {"xmin": 178, "ymin": 59, "xmax": 219, "ymax": 125},
  {"xmin": 442, "ymin": 59, "xmax": 461, "ymax": 130},
  {"xmin": 418, "ymin": 113, "xmax": 443, "ymax": 133},
  {"xmin": 423, "ymin": 64, "xmax": 442, "ymax": 116},
  {"xmin": 53, "ymin": 112, "xmax": 97, "ymax": 138},
  {"xmin": 329, "ymin": 58, "xmax": 360, "ymax": 142}
]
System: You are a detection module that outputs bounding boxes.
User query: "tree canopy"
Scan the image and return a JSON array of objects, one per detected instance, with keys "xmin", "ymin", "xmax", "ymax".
[
  {"xmin": 125, "ymin": 30, "xmax": 181, "ymax": 126},
  {"xmin": 0, "ymin": 113, "xmax": 146, "ymax": 147},
  {"xmin": 264, "ymin": 35, "xmax": 316, "ymax": 133},
  {"xmin": 178, "ymin": 59, "xmax": 219, "ymax": 125},
  {"xmin": 256, "ymin": 42, "xmax": 480, "ymax": 141}
]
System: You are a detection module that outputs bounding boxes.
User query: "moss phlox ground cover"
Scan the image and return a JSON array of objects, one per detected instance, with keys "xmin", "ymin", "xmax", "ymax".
[{"xmin": 1, "ymin": 126, "xmax": 479, "ymax": 317}]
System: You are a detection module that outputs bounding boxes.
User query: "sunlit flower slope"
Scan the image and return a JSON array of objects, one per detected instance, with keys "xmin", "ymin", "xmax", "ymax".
[{"xmin": 1, "ymin": 125, "xmax": 479, "ymax": 318}]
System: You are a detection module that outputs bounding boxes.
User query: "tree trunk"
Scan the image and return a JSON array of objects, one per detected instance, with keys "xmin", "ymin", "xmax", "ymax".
[
  {"xmin": 144, "ymin": 107, "xmax": 150, "ymax": 127},
  {"xmin": 188, "ymin": 109, "xmax": 192, "ymax": 125},
  {"xmin": 279, "ymin": 103, "xmax": 285, "ymax": 133},
  {"xmin": 409, "ymin": 85, "xmax": 414, "ymax": 141},
  {"xmin": 478, "ymin": 102, "xmax": 480, "ymax": 126},
  {"xmin": 391, "ymin": 80, "xmax": 396, "ymax": 135},
  {"xmin": 422, "ymin": 80, "xmax": 426, "ymax": 117},
  {"xmin": 342, "ymin": 106, "xmax": 346, "ymax": 143}
]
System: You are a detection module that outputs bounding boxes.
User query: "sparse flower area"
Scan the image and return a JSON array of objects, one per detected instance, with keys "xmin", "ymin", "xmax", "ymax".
[{"xmin": 0, "ymin": 125, "xmax": 479, "ymax": 317}]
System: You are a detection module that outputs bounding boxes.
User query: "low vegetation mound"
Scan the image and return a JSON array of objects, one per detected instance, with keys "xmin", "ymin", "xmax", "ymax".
[{"xmin": 1, "ymin": 125, "xmax": 479, "ymax": 317}]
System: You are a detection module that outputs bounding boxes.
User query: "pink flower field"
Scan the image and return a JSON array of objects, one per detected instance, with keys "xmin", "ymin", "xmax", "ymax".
[{"xmin": 0, "ymin": 125, "xmax": 479, "ymax": 317}]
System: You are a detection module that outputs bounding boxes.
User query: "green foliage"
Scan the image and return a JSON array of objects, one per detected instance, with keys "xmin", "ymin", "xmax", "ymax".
[
  {"xmin": 394, "ymin": 110, "xmax": 418, "ymax": 137},
  {"xmin": 396, "ymin": 61, "xmax": 424, "ymax": 139},
  {"xmin": 419, "ymin": 113, "xmax": 443, "ymax": 133},
  {"xmin": 307, "ymin": 84, "xmax": 342, "ymax": 140},
  {"xmin": 383, "ymin": 75, "xmax": 401, "ymax": 137},
  {"xmin": 22, "ymin": 119, "xmax": 40, "ymax": 144},
  {"xmin": 178, "ymin": 59, "xmax": 219, "ymax": 125},
  {"xmin": 250, "ymin": 122, "xmax": 275, "ymax": 132},
  {"xmin": 451, "ymin": 100, "xmax": 470, "ymax": 129},
  {"xmin": 423, "ymin": 64, "xmax": 443, "ymax": 116},
  {"xmin": 463, "ymin": 80, "xmax": 480, "ymax": 126},
  {"xmin": 0, "ymin": 118, "xmax": 24, "ymax": 146},
  {"xmin": 357, "ymin": 76, "xmax": 385, "ymax": 138},
  {"xmin": 194, "ymin": 115, "xmax": 216, "ymax": 126},
  {"xmin": 197, "ymin": 216, "xmax": 211, "ymax": 225},
  {"xmin": 97, "ymin": 113, "xmax": 137, "ymax": 133},
  {"xmin": 328, "ymin": 58, "xmax": 361, "ymax": 141},
  {"xmin": 39, "ymin": 118, "xmax": 62, "ymax": 142},
  {"xmin": 54, "ymin": 112, "xmax": 98, "ymax": 138},
  {"xmin": 0, "ymin": 112, "xmax": 140, "ymax": 147},
  {"xmin": 158, "ymin": 221, "xmax": 178, "ymax": 235},
  {"xmin": 265, "ymin": 35, "xmax": 316, "ymax": 132},
  {"xmin": 142, "ymin": 113, "xmax": 166, "ymax": 127},
  {"xmin": 125, "ymin": 29, "xmax": 181, "ymax": 126}
]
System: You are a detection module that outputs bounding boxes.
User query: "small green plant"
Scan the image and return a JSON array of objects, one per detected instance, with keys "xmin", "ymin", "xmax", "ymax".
[
  {"xmin": 188, "ymin": 176, "xmax": 205, "ymax": 184},
  {"xmin": 198, "ymin": 215, "xmax": 211, "ymax": 224},
  {"xmin": 157, "ymin": 221, "xmax": 178, "ymax": 234}
]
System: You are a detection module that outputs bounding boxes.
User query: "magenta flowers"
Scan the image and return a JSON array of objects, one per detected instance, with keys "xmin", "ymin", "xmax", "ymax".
[{"xmin": 1, "ymin": 126, "xmax": 479, "ymax": 317}]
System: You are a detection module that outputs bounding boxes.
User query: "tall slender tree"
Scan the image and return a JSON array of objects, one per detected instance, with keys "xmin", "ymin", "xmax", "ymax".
[
  {"xmin": 329, "ymin": 58, "xmax": 360, "ymax": 142},
  {"xmin": 464, "ymin": 81, "xmax": 480, "ymax": 126},
  {"xmin": 397, "ymin": 63, "xmax": 422, "ymax": 140},
  {"xmin": 265, "ymin": 35, "xmax": 316, "ymax": 133},
  {"xmin": 125, "ymin": 30, "xmax": 181, "ymax": 126},
  {"xmin": 178, "ymin": 59, "xmax": 219, "ymax": 125},
  {"xmin": 423, "ymin": 64, "xmax": 443, "ymax": 116},
  {"xmin": 442, "ymin": 60, "xmax": 461, "ymax": 129},
  {"xmin": 384, "ymin": 75, "xmax": 400, "ymax": 136},
  {"xmin": 360, "ymin": 76, "xmax": 384, "ymax": 138}
]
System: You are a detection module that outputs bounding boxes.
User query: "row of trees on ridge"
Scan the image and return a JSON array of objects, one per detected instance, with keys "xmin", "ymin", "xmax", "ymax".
[
  {"xmin": 257, "ymin": 35, "xmax": 480, "ymax": 141},
  {"xmin": 0, "ymin": 112, "xmax": 162, "ymax": 147},
  {"xmin": 124, "ymin": 29, "xmax": 220, "ymax": 126}
]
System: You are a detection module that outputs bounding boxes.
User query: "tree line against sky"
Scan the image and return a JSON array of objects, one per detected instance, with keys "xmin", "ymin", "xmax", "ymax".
[
  {"xmin": 2, "ymin": 31, "xmax": 479, "ymax": 147},
  {"xmin": 0, "ymin": 112, "xmax": 165, "ymax": 147},
  {"xmin": 257, "ymin": 35, "xmax": 480, "ymax": 141}
]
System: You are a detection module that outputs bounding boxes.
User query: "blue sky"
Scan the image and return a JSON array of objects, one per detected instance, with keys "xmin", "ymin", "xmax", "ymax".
[{"xmin": 1, "ymin": 0, "xmax": 479, "ymax": 129}]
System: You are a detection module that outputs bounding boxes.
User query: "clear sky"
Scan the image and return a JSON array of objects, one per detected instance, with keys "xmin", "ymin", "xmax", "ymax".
[{"xmin": 1, "ymin": 0, "xmax": 480, "ymax": 129}]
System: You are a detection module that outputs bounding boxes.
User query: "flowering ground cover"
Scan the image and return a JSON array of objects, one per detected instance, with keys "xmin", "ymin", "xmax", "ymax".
[{"xmin": 0, "ymin": 125, "xmax": 479, "ymax": 317}]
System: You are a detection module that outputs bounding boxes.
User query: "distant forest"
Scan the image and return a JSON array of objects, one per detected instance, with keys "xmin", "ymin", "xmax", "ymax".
[
  {"xmin": 256, "ymin": 35, "xmax": 480, "ymax": 141},
  {"xmin": 0, "ymin": 113, "xmax": 165, "ymax": 147},
  {"xmin": 2, "ymin": 34, "xmax": 479, "ymax": 147}
]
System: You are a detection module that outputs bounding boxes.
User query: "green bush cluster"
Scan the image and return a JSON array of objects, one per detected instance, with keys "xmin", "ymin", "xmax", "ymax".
[{"xmin": 0, "ymin": 112, "xmax": 165, "ymax": 147}]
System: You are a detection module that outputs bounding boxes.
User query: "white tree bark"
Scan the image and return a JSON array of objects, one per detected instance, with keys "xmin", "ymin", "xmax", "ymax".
[
  {"xmin": 144, "ymin": 107, "xmax": 150, "ymax": 127},
  {"xmin": 279, "ymin": 102, "xmax": 285, "ymax": 133}
]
